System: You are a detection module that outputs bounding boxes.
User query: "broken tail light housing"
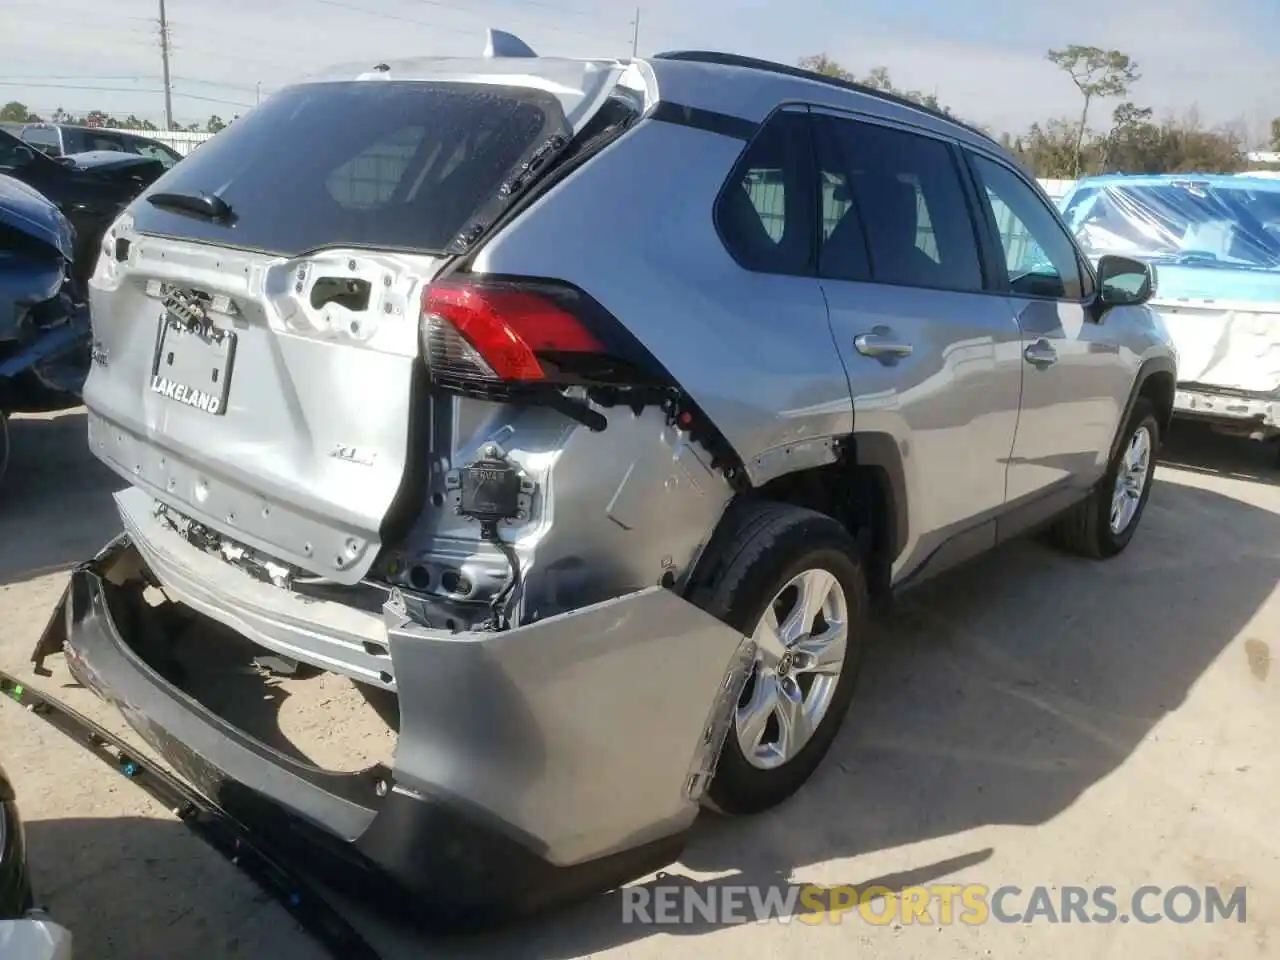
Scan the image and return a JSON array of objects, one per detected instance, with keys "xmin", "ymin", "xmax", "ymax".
[{"xmin": 420, "ymin": 275, "xmax": 672, "ymax": 400}]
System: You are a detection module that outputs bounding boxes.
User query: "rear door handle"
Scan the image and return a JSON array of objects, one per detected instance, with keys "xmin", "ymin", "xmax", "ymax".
[
  {"xmin": 854, "ymin": 333, "xmax": 913, "ymax": 359},
  {"xmin": 1023, "ymin": 339, "xmax": 1058, "ymax": 368}
]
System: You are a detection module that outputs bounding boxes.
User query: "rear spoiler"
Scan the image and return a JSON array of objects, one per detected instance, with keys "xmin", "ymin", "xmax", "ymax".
[{"xmin": 484, "ymin": 29, "xmax": 538, "ymax": 58}]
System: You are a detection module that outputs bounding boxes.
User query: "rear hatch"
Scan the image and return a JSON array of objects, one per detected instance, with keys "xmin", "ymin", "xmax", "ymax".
[{"xmin": 86, "ymin": 59, "xmax": 635, "ymax": 584}]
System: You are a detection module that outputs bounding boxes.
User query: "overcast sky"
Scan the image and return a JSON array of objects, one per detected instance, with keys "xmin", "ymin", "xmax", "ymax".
[{"xmin": 4, "ymin": 0, "xmax": 1279, "ymax": 140}]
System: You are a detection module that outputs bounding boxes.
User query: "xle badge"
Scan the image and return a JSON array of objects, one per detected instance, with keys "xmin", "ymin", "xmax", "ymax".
[
  {"xmin": 329, "ymin": 444, "xmax": 376, "ymax": 467},
  {"xmin": 149, "ymin": 375, "xmax": 222, "ymax": 414}
]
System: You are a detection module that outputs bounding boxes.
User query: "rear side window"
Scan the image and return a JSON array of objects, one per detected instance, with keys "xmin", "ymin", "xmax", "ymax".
[
  {"xmin": 86, "ymin": 133, "xmax": 126, "ymax": 152},
  {"xmin": 813, "ymin": 116, "xmax": 983, "ymax": 292},
  {"xmin": 715, "ymin": 111, "xmax": 815, "ymax": 275},
  {"xmin": 128, "ymin": 81, "xmax": 565, "ymax": 257}
]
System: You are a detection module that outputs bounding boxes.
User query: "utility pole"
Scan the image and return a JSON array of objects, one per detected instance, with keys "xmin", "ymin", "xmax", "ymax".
[
  {"xmin": 158, "ymin": 0, "xmax": 174, "ymax": 131},
  {"xmin": 630, "ymin": 7, "xmax": 640, "ymax": 57}
]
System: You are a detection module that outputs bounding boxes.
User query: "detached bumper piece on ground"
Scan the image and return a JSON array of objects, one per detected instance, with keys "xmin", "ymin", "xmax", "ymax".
[{"xmin": 0, "ymin": 669, "xmax": 379, "ymax": 960}]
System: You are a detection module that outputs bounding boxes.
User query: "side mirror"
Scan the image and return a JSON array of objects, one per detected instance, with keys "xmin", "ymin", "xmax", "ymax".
[
  {"xmin": 1096, "ymin": 254, "xmax": 1155, "ymax": 308},
  {"xmin": 11, "ymin": 144, "xmax": 35, "ymax": 167}
]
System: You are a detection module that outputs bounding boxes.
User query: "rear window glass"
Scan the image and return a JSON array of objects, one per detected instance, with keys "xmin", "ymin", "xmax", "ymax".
[{"xmin": 128, "ymin": 80, "xmax": 564, "ymax": 257}]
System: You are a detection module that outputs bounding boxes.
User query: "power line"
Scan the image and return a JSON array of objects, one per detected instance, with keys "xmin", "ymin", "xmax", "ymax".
[
  {"xmin": 0, "ymin": 80, "xmax": 253, "ymax": 109},
  {"xmin": 7, "ymin": 1, "xmax": 153, "ymax": 24}
]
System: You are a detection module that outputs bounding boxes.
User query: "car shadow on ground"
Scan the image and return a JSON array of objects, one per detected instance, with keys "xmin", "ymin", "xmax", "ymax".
[
  {"xmin": 1160, "ymin": 419, "xmax": 1279, "ymax": 487},
  {"xmin": 0, "ymin": 411, "xmax": 122, "ymax": 587},
  {"xmin": 21, "ymin": 815, "xmax": 320, "ymax": 959}
]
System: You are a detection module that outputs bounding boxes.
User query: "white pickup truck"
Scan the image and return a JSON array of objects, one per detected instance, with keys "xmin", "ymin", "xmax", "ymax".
[{"xmin": 1060, "ymin": 173, "xmax": 1280, "ymax": 454}]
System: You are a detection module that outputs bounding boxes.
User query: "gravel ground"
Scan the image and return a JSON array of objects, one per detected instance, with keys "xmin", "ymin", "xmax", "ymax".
[{"xmin": 0, "ymin": 409, "xmax": 1276, "ymax": 960}]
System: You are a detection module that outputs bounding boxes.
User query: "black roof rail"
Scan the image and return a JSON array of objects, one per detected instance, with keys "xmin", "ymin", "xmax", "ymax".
[{"xmin": 651, "ymin": 50, "xmax": 997, "ymax": 147}]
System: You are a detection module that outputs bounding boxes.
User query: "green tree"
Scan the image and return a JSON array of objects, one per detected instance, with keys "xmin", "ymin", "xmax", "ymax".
[
  {"xmin": 1046, "ymin": 45, "xmax": 1140, "ymax": 177},
  {"xmin": 206, "ymin": 114, "xmax": 226, "ymax": 134},
  {"xmin": 796, "ymin": 55, "xmax": 948, "ymax": 114},
  {"xmin": 121, "ymin": 114, "xmax": 157, "ymax": 131},
  {"xmin": 796, "ymin": 53, "xmax": 855, "ymax": 81},
  {"xmin": 0, "ymin": 101, "xmax": 41, "ymax": 122},
  {"xmin": 1271, "ymin": 117, "xmax": 1280, "ymax": 152}
]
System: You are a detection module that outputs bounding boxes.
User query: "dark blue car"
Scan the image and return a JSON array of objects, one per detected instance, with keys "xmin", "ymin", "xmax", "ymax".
[{"xmin": 0, "ymin": 173, "xmax": 92, "ymax": 488}]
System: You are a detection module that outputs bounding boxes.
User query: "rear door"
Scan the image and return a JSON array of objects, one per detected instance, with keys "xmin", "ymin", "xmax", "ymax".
[
  {"xmin": 811, "ymin": 111, "xmax": 1023, "ymax": 581},
  {"xmin": 964, "ymin": 150, "xmax": 1128, "ymax": 510},
  {"xmin": 85, "ymin": 70, "xmax": 631, "ymax": 584}
]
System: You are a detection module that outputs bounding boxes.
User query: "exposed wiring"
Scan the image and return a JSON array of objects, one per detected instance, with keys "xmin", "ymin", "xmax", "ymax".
[{"xmin": 480, "ymin": 520, "xmax": 522, "ymax": 631}]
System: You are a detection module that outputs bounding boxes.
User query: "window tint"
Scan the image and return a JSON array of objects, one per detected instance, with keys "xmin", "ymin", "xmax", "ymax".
[
  {"xmin": 87, "ymin": 133, "xmax": 126, "ymax": 152},
  {"xmin": 812, "ymin": 121, "xmax": 869, "ymax": 281},
  {"xmin": 814, "ymin": 116, "xmax": 982, "ymax": 292},
  {"xmin": 970, "ymin": 153, "xmax": 1083, "ymax": 300},
  {"xmin": 326, "ymin": 126, "xmax": 426, "ymax": 209},
  {"xmin": 716, "ymin": 111, "xmax": 814, "ymax": 275},
  {"xmin": 0, "ymin": 129, "xmax": 55, "ymax": 172},
  {"xmin": 126, "ymin": 81, "xmax": 561, "ymax": 258},
  {"xmin": 21, "ymin": 127, "xmax": 59, "ymax": 154}
]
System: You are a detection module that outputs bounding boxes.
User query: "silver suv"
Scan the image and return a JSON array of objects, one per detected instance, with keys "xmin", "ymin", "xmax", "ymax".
[{"xmin": 39, "ymin": 43, "xmax": 1176, "ymax": 926}]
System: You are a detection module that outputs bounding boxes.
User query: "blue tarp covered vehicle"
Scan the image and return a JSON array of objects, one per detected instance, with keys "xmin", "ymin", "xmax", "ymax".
[
  {"xmin": 1060, "ymin": 174, "xmax": 1280, "ymax": 446},
  {"xmin": 0, "ymin": 173, "xmax": 92, "ymax": 488}
]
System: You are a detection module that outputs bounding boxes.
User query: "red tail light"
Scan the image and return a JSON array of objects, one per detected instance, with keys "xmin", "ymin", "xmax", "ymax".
[{"xmin": 420, "ymin": 276, "xmax": 668, "ymax": 396}]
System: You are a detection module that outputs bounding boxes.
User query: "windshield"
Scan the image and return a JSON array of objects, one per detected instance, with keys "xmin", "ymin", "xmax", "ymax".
[
  {"xmin": 128, "ymin": 80, "xmax": 566, "ymax": 258},
  {"xmin": 1061, "ymin": 179, "xmax": 1280, "ymax": 270},
  {"xmin": 0, "ymin": 129, "xmax": 60, "ymax": 176}
]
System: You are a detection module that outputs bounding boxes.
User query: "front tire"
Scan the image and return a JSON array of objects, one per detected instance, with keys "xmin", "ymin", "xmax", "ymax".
[
  {"xmin": 1051, "ymin": 397, "xmax": 1159, "ymax": 559},
  {"xmin": 691, "ymin": 502, "xmax": 869, "ymax": 816}
]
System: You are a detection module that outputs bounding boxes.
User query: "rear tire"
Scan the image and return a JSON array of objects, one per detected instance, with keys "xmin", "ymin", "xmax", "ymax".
[
  {"xmin": 690, "ymin": 501, "xmax": 869, "ymax": 816},
  {"xmin": 1050, "ymin": 398, "xmax": 1159, "ymax": 559}
]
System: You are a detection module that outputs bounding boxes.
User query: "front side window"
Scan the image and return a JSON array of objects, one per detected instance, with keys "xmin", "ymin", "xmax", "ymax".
[
  {"xmin": 813, "ymin": 116, "xmax": 983, "ymax": 292},
  {"xmin": 970, "ymin": 153, "xmax": 1083, "ymax": 299},
  {"xmin": 715, "ymin": 110, "xmax": 815, "ymax": 275}
]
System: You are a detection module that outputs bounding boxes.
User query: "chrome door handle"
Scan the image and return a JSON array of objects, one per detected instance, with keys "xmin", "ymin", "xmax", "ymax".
[
  {"xmin": 854, "ymin": 333, "xmax": 913, "ymax": 359},
  {"xmin": 1023, "ymin": 339, "xmax": 1057, "ymax": 368}
]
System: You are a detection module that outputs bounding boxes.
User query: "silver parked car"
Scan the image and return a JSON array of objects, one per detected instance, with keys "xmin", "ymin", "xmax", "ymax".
[{"xmin": 40, "ymin": 40, "xmax": 1176, "ymax": 926}]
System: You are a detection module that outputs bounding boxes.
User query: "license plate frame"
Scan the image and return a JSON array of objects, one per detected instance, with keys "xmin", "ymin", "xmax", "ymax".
[{"xmin": 149, "ymin": 310, "xmax": 237, "ymax": 416}]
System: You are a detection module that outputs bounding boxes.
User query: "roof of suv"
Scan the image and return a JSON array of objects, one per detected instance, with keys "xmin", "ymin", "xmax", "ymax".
[
  {"xmin": 298, "ymin": 46, "xmax": 1001, "ymax": 157},
  {"xmin": 652, "ymin": 51, "xmax": 998, "ymax": 146}
]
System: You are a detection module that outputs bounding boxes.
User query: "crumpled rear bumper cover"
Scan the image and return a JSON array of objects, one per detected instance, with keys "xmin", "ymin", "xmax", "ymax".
[{"xmin": 36, "ymin": 535, "xmax": 752, "ymax": 929}]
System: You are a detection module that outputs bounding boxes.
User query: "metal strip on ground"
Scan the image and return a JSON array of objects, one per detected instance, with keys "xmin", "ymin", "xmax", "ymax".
[{"xmin": 0, "ymin": 670, "xmax": 382, "ymax": 960}]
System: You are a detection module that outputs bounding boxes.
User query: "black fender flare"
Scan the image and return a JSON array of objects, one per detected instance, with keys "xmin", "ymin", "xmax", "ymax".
[
  {"xmin": 848, "ymin": 431, "xmax": 909, "ymax": 564},
  {"xmin": 1109, "ymin": 355, "xmax": 1177, "ymax": 464}
]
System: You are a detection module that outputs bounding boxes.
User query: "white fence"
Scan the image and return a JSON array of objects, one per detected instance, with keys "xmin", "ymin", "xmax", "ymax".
[{"xmin": 105, "ymin": 128, "xmax": 215, "ymax": 156}]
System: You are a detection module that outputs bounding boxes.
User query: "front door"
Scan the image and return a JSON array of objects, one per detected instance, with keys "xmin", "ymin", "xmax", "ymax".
[
  {"xmin": 965, "ymin": 152, "xmax": 1129, "ymax": 515},
  {"xmin": 809, "ymin": 111, "xmax": 1024, "ymax": 582}
]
